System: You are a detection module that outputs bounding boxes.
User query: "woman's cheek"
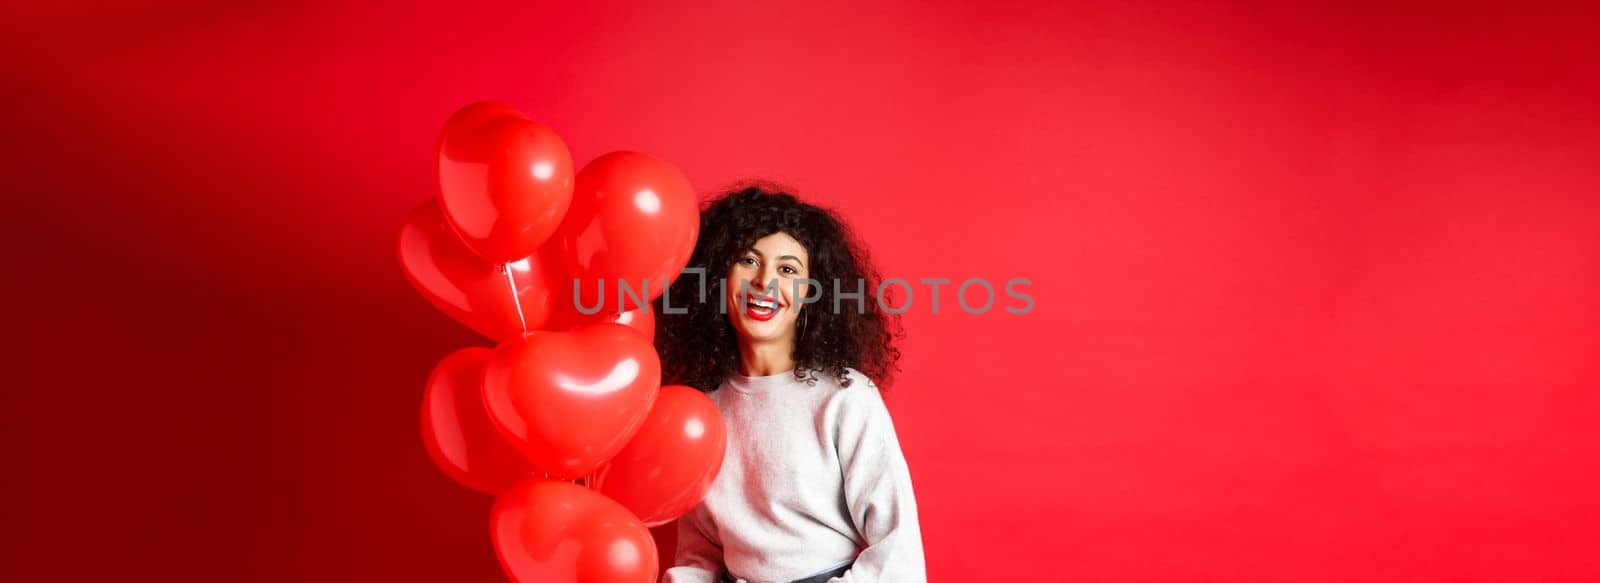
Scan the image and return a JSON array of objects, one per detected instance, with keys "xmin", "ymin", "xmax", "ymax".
[{"xmin": 788, "ymin": 282, "xmax": 808, "ymax": 313}]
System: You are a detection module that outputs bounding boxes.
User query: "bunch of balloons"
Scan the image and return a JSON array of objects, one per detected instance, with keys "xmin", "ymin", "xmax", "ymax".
[{"xmin": 399, "ymin": 102, "xmax": 726, "ymax": 583}]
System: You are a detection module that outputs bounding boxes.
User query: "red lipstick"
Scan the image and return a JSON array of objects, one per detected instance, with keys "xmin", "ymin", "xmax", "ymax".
[{"xmin": 743, "ymin": 296, "xmax": 781, "ymax": 322}]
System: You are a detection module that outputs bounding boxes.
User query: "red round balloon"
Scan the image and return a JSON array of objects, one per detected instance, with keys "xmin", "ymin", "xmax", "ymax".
[
  {"xmin": 554, "ymin": 151, "xmax": 699, "ymax": 314},
  {"xmin": 438, "ymin": 102, "xmax": 575, "ymax": 264},
  {"xmin": 398, "ymin": 199, "xmax": 562, "ymax": 338},
  {"xmin": 420, "ymin": 348, "xmax": 535, "ymax": 495},
  {"xmin": 592, "ymin": 385, "xmax": 726, "ymax": 527},
  {"xmin": 482, "ymin": 323, "xmax": 661, "ymax": 479},
  {"xmin": 492, "ymin": 479, "xmax": 658, "ymax": 583}
]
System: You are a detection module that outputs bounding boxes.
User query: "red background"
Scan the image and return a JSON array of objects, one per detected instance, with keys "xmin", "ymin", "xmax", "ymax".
[{"xmin": 5, "ymin": 1, "xmax": 1598, "ymax": 581}]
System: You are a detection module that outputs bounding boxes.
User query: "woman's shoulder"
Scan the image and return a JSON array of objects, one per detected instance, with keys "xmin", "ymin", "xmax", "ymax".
[
  {"xmin": 813, "ymin": 367, "xmax": 901, "ymax": 445},
  {"xmin": 816, "ymin": 367, "xmax": 887, "ymax": 414},
  {"xmin": 801, "ymin": 366, "xmax": 880, "ymax": 393},
  {"xmin": 840, "ymin": 367, "xmax": 880, "ymax": 391}
]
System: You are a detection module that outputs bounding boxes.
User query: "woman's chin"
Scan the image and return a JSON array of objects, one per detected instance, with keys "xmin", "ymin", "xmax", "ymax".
[{"xmin": 734, "ymin": 319, "xmax": 794, "ymax": 343}]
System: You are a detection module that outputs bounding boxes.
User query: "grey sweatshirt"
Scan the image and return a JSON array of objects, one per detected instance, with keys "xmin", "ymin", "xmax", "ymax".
[{"xmin": 662, "ymin": 367, "xmax": 927, "ymax": 583}]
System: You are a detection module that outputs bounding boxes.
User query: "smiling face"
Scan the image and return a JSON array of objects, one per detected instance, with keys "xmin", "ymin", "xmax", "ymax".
[{"xmin": 724, "ymin": 231, "xmax": 811, "ymax": 346}]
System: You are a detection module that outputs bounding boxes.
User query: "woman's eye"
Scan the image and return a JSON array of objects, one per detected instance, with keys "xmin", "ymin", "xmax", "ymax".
[
  {"xmin": 739, "ymin": 257, "xmax": 757, "ymax": 266},
  {"xmin": 780, "ymin": 265, "xmax": 797, "ymax": 275}
]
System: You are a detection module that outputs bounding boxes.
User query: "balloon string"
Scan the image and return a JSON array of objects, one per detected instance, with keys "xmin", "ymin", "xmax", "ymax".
[{"xmin": 503, "ymin": 262, "xmax": 528, "ymax": 333}]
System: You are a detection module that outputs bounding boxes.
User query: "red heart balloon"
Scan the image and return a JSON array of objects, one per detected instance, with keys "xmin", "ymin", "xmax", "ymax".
[
  {"xmin": 438, "ymin": 102, "xmax": 575, "ymax": 264},
  {"xmin": 545, "ymin": 300, "xmax": 657, "ymax": 341},
  {"xmin": 420, "ymin": 347, "xmax": 535, "ymax": 495},
  {"xmin": 483, "ymin": 323, "xmax": 661, "ymax": 479},
  {"xmin": 554, "ymin": 151, "xmax": 699, "ymax": 314},
  {"xmin": 492, "ymin": 479, "xmax": 658, "ymax": 583},
  {"xmin": 397, "ymin": 199, "xmax": 562, "ymax": 339},
  {"xmin": 537, "ymin": 258, "xmax": 657, "ymax": 339},
  {"xmin": 592, "ymin": 385, "xmax": 726, "ymax": 526}
]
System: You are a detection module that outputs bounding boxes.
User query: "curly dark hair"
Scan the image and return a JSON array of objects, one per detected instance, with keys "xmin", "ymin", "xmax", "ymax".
[{"xmin": 654, "ymin": 184, "xmax": 902, "ymax": 392}]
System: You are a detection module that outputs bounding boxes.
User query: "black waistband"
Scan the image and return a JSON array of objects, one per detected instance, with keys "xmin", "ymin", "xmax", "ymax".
[{"xmin": 720, "ymin": 561, "xmax": 852, "ymax": 583}]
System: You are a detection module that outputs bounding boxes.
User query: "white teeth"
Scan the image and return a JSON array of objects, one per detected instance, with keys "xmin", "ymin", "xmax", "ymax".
[{"xmin": 749, "ymin": 297, "xmax": 778, "ymax": 309}]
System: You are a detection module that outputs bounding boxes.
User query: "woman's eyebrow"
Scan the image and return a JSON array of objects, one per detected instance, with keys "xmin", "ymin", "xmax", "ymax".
[{"xmin": 749, "ymin": 247, "xmax": 803, "ymax": 263}]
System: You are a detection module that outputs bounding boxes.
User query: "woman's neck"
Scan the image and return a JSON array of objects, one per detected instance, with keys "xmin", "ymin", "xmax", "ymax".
[{"xmin": 738, "ymin": 336, "xmax": 796, "ymax": 376}]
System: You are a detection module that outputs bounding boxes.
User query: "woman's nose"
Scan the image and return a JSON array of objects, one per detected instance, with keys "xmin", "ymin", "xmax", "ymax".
[{"xmin": 755, "ymin": 266, "xmax": 779, "ymax": 289}]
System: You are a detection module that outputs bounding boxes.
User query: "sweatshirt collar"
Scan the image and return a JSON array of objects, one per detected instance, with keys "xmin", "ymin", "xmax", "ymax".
[{"xmin": 727, "ymin": 368, "xmax": 798, "ymax": 395}]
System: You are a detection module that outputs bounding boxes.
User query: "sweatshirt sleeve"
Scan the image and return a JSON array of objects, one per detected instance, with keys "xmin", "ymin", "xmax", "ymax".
[
  {"xmin": 661, "ymin": 503, "xmax": 723, "ymax": 583},
  {"xmin": 829, "ymin": 381, "xmax": 928, "ymax": 583}
]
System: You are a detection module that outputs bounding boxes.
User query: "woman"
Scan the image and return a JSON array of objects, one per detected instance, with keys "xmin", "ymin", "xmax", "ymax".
[{"xmin": 657, "ymin": 186, "xmax": 926, "ymax": 583}]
